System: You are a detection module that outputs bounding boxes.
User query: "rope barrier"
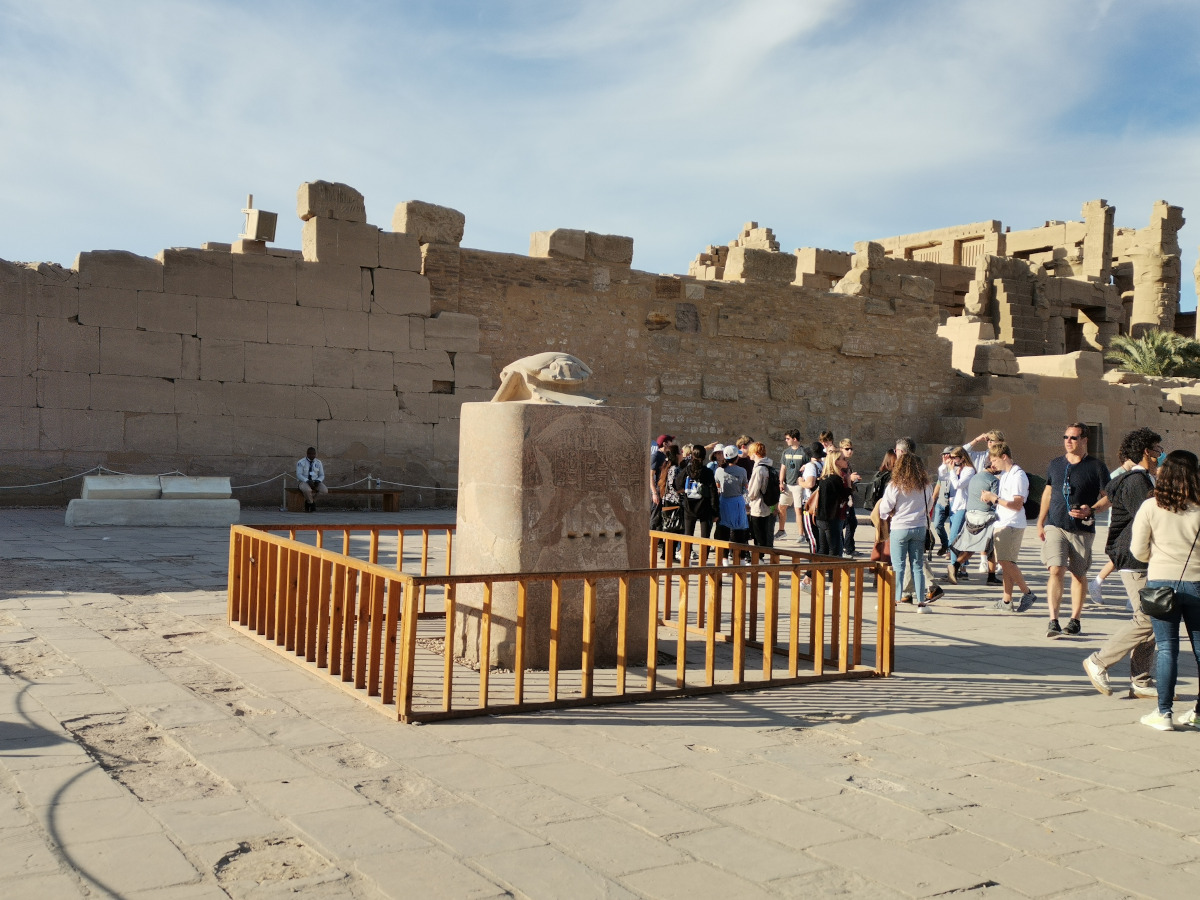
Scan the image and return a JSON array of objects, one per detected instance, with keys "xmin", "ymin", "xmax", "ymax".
[{"xmin": 0, "ymin": 468, "xmax": 457, "ymax": 494}]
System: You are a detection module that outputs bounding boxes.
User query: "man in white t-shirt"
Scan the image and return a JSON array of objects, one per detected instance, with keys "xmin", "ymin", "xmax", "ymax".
[{"xmin": 981, "ymin": 442, "xmax": 1037, "ymax": 613}]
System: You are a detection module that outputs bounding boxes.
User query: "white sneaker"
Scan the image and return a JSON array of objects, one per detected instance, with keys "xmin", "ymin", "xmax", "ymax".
[
  {"xmin": 1175, "ymin": 710, "xmax": 1199, "ymax": 728},
  {"xmin": 1083, "ymin": 655, "xmax": 1112, "ymax": 696},
  {"xmin": 1140, "ymin": 710, "xmax": 1175, "ymax": 731},
  {"xmin": 1087, "ymin": 577, "xmax": 1105, "ymax": 607},
  {"xmin": 976, "ymin": 556, "xmax": 988, "ymax": 574}
]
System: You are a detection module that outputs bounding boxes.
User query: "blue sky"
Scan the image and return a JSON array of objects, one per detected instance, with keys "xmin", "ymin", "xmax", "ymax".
[{"xmin": 3, "ymin": 0, "xmax": 1199, "ymax": 308}]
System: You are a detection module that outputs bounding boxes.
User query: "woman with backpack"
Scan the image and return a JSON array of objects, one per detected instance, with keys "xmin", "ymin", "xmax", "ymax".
[
  {"xmin": 746, "ymin": 442, "xmax": 779, "ymax": 550},
  {"xmin": 676, "ymin": 446, "xmax": 718, "ymax": 542}
]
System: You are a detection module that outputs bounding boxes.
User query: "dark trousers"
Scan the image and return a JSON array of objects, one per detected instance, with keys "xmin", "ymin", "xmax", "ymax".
[
  {"xmin": 684, "ymin": 512, "xmax": 713, "ymax": 541},
  {"xmin": 714, "ymin": 524, "xmax": 750, "ymax": 561},
  {"xmin": 843, "ymin": 506, "xmax": 858, "ymax": 556},
  {"xmin": 816, "ymin": 519, "xmax": 844, "ymax": 558},
  {"xmin": 748, "ymin": 515, "xmax": 775, "ymax": 550}
]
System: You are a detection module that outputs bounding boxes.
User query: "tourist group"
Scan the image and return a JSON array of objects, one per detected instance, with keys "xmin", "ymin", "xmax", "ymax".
[{"xmin": 649, "ymin": 424, "xmax": 1200, "ymax": 732}]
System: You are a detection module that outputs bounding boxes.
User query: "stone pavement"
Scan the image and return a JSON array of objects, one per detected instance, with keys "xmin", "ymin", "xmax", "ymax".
[{"xmin": 2, "ymin": 508, "xmax": 1199, "ymax": 899}]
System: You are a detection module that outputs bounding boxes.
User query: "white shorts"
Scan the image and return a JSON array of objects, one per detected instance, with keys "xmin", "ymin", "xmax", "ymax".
[{"xmin": 787, "ymin": 485, "xmax": 806, "ymax": 509}]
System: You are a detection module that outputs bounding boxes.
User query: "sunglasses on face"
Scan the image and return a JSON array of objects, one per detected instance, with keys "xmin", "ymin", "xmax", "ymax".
[{"xmin": 1063, "ymin": 435, "xmax": 1082, "ymax": 441}]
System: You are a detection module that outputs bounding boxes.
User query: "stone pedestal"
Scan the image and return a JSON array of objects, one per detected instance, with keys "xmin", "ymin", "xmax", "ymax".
[{"xmin": 453, "ymin": 403, "xmax": 650, "ymax": 670}]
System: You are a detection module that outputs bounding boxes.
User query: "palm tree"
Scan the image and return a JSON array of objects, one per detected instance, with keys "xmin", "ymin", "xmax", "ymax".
[{"xmin": 1105, "ymin": 329, "xmax": 1200, "ymax": 377}]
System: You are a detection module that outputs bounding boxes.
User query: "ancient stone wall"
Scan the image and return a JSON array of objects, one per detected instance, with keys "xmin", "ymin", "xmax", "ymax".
[
  {"xmin": 0, "ymin": 182, "xmax": 489, "ymax": 506},
  {"xmin": 3, "ymin": 181, "xmax": 1197, "ymax": 508}
]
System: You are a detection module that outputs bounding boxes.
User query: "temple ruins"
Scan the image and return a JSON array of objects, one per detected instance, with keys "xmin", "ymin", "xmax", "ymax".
[{"xmin": 2, "ymin": 182, "xmax": 1198, "ymax": 504}]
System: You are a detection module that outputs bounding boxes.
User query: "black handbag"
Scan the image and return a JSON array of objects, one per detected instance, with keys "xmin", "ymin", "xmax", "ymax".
[
  {"xmin": 660, "ymin": 505, "xmax": 684, "ymax": 533},
  {"xmin": 1138, "ymin": 524, "xmax": 1200, "ymax": 620}
]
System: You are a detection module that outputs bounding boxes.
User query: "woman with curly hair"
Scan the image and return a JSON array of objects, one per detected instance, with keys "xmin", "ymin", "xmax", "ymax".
[
  {"xmin": 1131, "ymin": 449, "xmax": 1200, "ymax": 730},
  {"xmin": 879, "ymin": 451, "xmax": 935, "ymax": 608}
]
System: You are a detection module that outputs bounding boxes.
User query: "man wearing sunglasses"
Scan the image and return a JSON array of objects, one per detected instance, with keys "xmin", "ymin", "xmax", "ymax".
[{"xmin": 1037, "ymin": 423, "xmax": 1111, "ymax": 639}]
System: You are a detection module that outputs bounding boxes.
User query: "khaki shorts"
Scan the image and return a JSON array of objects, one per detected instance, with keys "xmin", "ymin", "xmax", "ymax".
[
  {"xmin": 787, "ymin": 485, "xmax": 806, "ymax": 509},
  {"xmin": 992, "ymin": 526, "xmax": 1026, "ymax": 563},
  {"xmin": 1040, "ymin": 526, "xmax": 1093, "ymax": 581}
]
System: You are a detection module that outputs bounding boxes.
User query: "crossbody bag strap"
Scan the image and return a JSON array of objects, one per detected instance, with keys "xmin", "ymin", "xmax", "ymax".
[{"xmin": 1173, "ymin": 514, "xmax": 1200, "ymax": 590}]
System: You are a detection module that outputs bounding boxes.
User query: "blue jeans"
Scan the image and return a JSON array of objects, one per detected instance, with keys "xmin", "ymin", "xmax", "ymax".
[
  {"xmin": 947, "ymin": 509, "xmax": 967, "ymax": 550},
  {"xmin": 891, "ymin": 527, "xmax": 927, "ymax": 601},
  {"xmin": 1148, "ymin": 580, "xmax": 1200, "ymax": 716},
  {"xmin": 932, "ymin": 505, "xmax": 951, "ymax": 552}
]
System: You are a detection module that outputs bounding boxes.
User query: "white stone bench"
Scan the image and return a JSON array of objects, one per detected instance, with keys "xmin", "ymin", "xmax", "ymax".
[{"xmin": 66, "ymin": 475, "xmax": 239, "ymax": 526}]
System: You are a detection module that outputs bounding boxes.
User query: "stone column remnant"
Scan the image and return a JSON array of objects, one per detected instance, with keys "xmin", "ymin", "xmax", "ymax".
[{"xmin": 453, "ymin": 353, "xmax": 650, "ymax": 669}]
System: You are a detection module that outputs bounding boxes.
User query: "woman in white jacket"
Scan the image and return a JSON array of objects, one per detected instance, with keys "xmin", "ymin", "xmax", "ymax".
[{"xmin": 1131, "ymin": 449, "xmax": 1200, "ymax": 731}]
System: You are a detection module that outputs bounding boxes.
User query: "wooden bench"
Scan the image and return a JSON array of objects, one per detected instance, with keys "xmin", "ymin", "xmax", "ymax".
[{"xmin": 286, "ymin": 487, "xmax": 403, "ymax": 513}]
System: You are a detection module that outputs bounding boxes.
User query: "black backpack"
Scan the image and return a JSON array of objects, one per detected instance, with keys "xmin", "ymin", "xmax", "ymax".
[{"xmin": 761, "ymin": 465, "xmax": 781, "ymax": 506}]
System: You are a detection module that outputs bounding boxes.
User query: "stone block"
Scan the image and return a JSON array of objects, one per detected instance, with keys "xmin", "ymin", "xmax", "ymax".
[
  {"xmin": 368, "ymin": 312, "xmax": 411, "ymax": 352},
  {"xmin": 323, "ymin": 309, "xmax": 369, "ymax": 349},
  {"xmin": 424, "ymin": 312, "xmax": 479, "ymax": 352},
  {"xmin": 898, "ymin": 275, "xmax": 935, "ymax": 302},
  {"xmin": 317, "ymin": 419, "xmax": 385, "ymax": 457},
  {"xmin": 385, "ymin": 420, "xmax": 433, "ymax": 457},
  {"xmin": 297, "ymin": 262, "xmax": 364, "ymax": 310},
  {"xmin": 158, "ymin": 249, "xmax": 234, "ymax": 298},
  {"xmin": 529, "ymin": 229, "xmax": 586, "ymax": 260},
  {"xmin": 433, "ymin": 418, "xmax": 460, "ymax": 459},
  {"xmin": 89, "ymin": 375, "xmax": 175, "ymax": 413},
  {"xmin": 200, "ymin": 339, "xmax": 244, "ymax": 383},
  {"xmin": 231, "ymin": 253, "xmax": 298, "ymax": 304},
  {"xmin": 366, "ymin": 389, "xmax": 402, "ymax": 422},
  {"xmin": 399, "ymin": 392, "xmax": 440, "ymax": 423},
  {"xmin": 243, "ymin": 343, "xmax": 314, "ymax": 386},
  {"xmin": 409, "ymin": 315, "xmax": 425, "ymax": 349},
  {"xmin": 454, "ymin": 402, "xmax": 650, "ymax": 668},
  {"xmin": 1165, "ymin": 389, "xmax": 1200, "ymax": 414},
  {"xmin": 373, "ymin": 268, "xmax": 431, "ymax": 317},
  {"xmin": 378, "ymin": 231, "xmax": 422, "ymax": 271},
  {"xmin": 232, "ymin": 416, "xmax": 318, "ymax": 456},
  {"xmin": 232, "ymin": 238, "xmax": 267, "ymax": 254},
  {"xmin": 65, "ymin": 499, "xmax": 240, "ymax": 527},
  {"xmin": 40, "ymin": 408, "xmax": 124, "ymax": 451},
  {"xmin": 453, "ymin": 352, "xmax": 494, "ymax": 389},
  {"xmin": 313, "ymin": 347, "xmax": 356, "ymax": 388},
  {"xmin": 722, "ymin": 247, "xmax": 797, "ymax": 284},
  {"xmin": 585, "ymin": 232, "xmax": 634, "ymax": 266},
  {"xmin": 174, "ymin": 380, "xmax": 227, "ymax": 415},
  {"xmin": 158, "ymin": 476, "xmax": 232, "ymax": 499},
  {"xmin": 137, "ymin": 292, "xmax": 197, "ymax": 334},
  {"xmin": 0, "ymin": 406, "xmax": 38, "ymax": 449},
  {"xmin": 702, "ymin": 375, "xmax": 739, "ymax": 402},
  {"xmin": 297, "ymin": 181, "xmax": 366, "ymax": 223},
  {"xmin": 352, "ymin": 349, "xmax": 395, "ymax": 390},
  {"xmin": 1016, "ymin": 351, "xmax": 1103, "ymax": 379},
  {"xmin": 181, "ymin": 334, "xmax": 200, "ymax": 379},
  {"xmin": 197, "ymin": 298, "xmax": 268, "ymax": 342},
  {"xmin": 0, "ymin": 314, "xmax": 35, "ymax": 376},
  {"xmin": 100, "ymin": 329, "xmax": 182, "ymax": 378},
  {"xmin": 303, "ymin": 386, "xmax": 368, "ymax": 421},
  {"xmin": 75, "ymin": 250, "xmax": 164, "ymax": 292},
  {"xmin": 224, "ymin": 383, "xmax": 296, "ymax": 418},
  {"xmin": 37, "ymin": 371, "xmax": 91, "ymax": 410},
  {"xmin": 37, "ymin": 318, "xmax": 99, "ymax": 373},
  {"xmin": 360, "ymin": 266, "xmax": 374, "ymax": 312},
  {"xmin": 301, "ymin": 217, "xmax": 380, "ymax": 268},
  {"xmin": 80, "ymin": 475, "xmax": 162, "ymax": 500},
  {"xmin": 392, "ymin": 200, "xmax": 465, "ymax": 245},
  {"xmin": 265, "ymin": 304, "xmax": 323, "ymax": 346},
  {"xmin": 0, "ymin": 374, "xmax": 36, "ymax": 408},
  {"xmin": 393, "ymin": 349, "xmax": 454, "ymax": 393},
  {"xmin": 124, "ymin": 413, "xmax": 179, "ymax": 451},
  {"xmin": 78, "ymin": 286, "xmax": 138, "ymax": 328},
  {"xmin": 178, "ymin": 414, "xmax": 233, "ymax": 454}
]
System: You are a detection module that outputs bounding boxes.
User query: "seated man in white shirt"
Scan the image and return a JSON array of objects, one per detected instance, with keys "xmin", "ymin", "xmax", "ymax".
[{"xmin": 296, "ymin": 446, "xmax": 328, "ymax": 512}]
